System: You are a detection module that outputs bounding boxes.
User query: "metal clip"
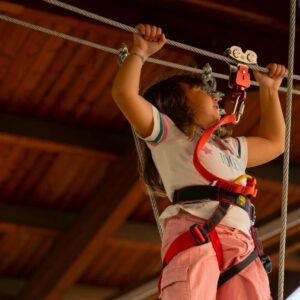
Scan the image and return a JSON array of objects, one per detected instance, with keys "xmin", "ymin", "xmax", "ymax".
[
  {"xmin": 224, "ymin": 46, "xmax": 258, "ymax": 124},
  {"xmin": 232, "ymin": 94, "xmax": 245, "ymax": 124},
  {"xmin": 201, "ymin": 63, "xmax": 217, "ymax": 93},
  {"xmin": 117, "ymin": 43, "xmax": 129, "ymax": 66},
  {"xmin": 200, "ymin": 63, "xmax": 225, "ymax": 114},
  {"xmin": 225, "ymin": 46, "xmax": 257, "ymax": 65}
]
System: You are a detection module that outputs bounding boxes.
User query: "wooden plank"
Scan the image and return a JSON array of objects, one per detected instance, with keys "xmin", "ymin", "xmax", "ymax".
[
  {"xmin": 0, "ymin": 144, "xmax": 26, "ymax": 202},
  {"xmin": 13, "ymin": 152, "xmax": 56, "ymax": 203},
  {"xmin": 17, "ymin": 150, "xmax": 144, "ymax": 300},
  {"xmin": 0, "ymin": 110, "xmax": 132, "ymax": 157},
  {"xmin": 0, "ymin": 148, "xmax": 40, "ymax": 202},
  {"xmin": 54, "ymin": 31, "xmax": 105, "ymax": 120},
  {"xmin": 0, "ymin": 19, "xmax": 50, "ymax": 109},
  {"xmin": 36, "ymin": 28, "xmax": 93, "ymax": 117},
  {"xmin": 181, "ymin": 0, "xmax": 289, "ymax": 31},
  {"xmin": 57, "ymin": 158, "xmax": 101, "ymax": 206},
  {"xmin": 0, "ymin": 133, "xmax": 118, "ymax": 160},
  {"xmin": 8, "ymin": 23, "xmax": 72, "ymax": 112},
  {"xmin": 0, "ymin": 1, "xmax": 24, "ymax": 14},
  {"xmin": 0, "ymin": 277, "xmax": 117, "ymax": 300},
  {"xmin": 72, "ymin": 48, "xmax": 121, "ymax": 123},
  {"xmin": 26, "ymin": 24, "xmax": 82, "ymax": 113}
]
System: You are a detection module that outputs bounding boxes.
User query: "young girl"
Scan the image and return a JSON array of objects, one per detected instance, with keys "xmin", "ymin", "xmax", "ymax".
[{"xmin": 112, "ymin": 24, "xmax": 287, "ymax": 300}]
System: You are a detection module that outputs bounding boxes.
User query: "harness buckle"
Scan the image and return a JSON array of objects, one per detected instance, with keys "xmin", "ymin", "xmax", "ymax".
[
  {"xmin": 261, "ymin": 256, "xmax": 272, "ymax": 273},
  {"xmin": 249, "ymin": 202, "xmax": 256, "ymax": 225},
  {"xmin": 190, "ymin": 224, "xmax": 209, "ymax": 245}
]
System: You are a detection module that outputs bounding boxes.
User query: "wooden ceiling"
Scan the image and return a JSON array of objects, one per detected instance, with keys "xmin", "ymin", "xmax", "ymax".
[{"xmin": 0, "ymin": 0, "xmax": 299, "ymax": 299}]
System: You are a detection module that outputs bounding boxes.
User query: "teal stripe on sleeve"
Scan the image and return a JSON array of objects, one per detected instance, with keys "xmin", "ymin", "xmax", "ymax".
[
  {"xmin": 237, "ymin": 138, "xmax": 241, "ymax": 158},
  {"xmin": 148, "ymin": 111, "xmax": 164, "ymax": 143}
]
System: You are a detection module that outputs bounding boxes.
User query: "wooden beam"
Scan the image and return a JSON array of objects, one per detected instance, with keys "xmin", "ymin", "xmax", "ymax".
[
  {"xmin": 182, "ymin": 0, "xmax": 290, "ymax": 31},
  {"xmin": 2, "ymin": 203, "xmax": 299, "ymax": 249},
  {"xmin": 0, "ymin": 277, "xmax": 118, "ymax": 300},
  {"xmin": 0, "ymin": 203, "xmax": 161, "ymax": 243},
  {"xmin": 251, "ymin": 162, "xmax": 300, "ymax": 186},
  {"xmin": 17, "ymin": 150, "xmax": 144, "ymax": 300},
  {"xmin": 0, "ymin": 112, "xmax": 131, "ymax": 159},
  {"xmin": 0, "ymin": 203, "xmax": 75, "ymax": 231},
  {"xmin": 258, "ymin": 207, "xmax": 300, "ymax": 241},
  {"xmin": 0, "ymin": 1, "xmax": 24, "ymax": 14}
]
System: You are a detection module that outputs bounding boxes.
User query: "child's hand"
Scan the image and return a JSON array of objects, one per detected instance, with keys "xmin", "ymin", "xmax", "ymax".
[
  {"xmin": 131, "ymin": 24, "xmax": 166, "ymax": 60},
  {"xmin": 253, "ymin": 63, "xmax": 288, "ymax": 91}
]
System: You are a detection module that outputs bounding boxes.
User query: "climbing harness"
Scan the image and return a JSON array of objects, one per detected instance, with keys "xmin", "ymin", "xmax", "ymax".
[{"xmin": 158, "ymin": 113, "xmax": 271, "ymax": 293}]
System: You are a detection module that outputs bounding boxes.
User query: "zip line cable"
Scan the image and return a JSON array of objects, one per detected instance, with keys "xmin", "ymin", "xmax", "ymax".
[
  {"xmin": 42, "ymin": 0, "xmax": 300, "ymax": 81},
  {"xmin": 0, "ymin": 14, "xmax": 299, "ymax": 96}
]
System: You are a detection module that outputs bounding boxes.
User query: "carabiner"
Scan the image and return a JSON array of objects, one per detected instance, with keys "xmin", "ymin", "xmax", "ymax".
[
  {"xmin": 117, "ymin": 43, "xmax": 129, "ymax": 66},
  {"xmin": 232, "ymin": 94, "xmax": 245, "ymax": 124}
]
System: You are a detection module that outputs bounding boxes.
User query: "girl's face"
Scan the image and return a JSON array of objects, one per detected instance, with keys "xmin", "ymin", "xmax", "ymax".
[{"xmin": 182, "ymin": 84, "xmax": 221, "ymax": 128}]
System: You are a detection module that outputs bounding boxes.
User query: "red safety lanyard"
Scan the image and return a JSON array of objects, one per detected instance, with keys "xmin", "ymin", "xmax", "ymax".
[{"xmin": 193, "ymin": 114, "xmax": 257, "ymax": 196}]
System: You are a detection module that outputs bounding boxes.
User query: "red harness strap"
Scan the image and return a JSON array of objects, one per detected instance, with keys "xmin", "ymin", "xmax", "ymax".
[
  {"xmin": 193, "ymin": 114, "xmax": 257, "ymax": 196},
  {"xmin": 163, "ymin": 228, "xmax": 223, "ymax": 269},
  {"xmin": 158, "ymin": 227, "xmax": 223, "ymax": 294}
]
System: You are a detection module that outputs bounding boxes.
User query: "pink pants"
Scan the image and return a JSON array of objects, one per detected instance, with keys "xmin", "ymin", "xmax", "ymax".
[{"xmin": 160, "ymin": 213, "xmax": 272, "ymax": 300}]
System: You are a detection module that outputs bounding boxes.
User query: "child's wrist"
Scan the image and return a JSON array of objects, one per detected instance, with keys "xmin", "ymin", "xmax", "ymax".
[
  {"xmin": 129, "ymin": 51, "xmax": 145, "ymax": 64},
  {"xmin": 129, "ymin": 47, "xmax": 148, "ymax": 63},
  {"xmin": 259, "ymin": 85, "xmax": 279, "ymax": 94}
]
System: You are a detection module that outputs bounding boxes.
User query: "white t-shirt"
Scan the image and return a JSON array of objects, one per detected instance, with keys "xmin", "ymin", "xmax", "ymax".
[{"xmin": 142, "ymin": 105, "xmax": 251, "ymax": 235}]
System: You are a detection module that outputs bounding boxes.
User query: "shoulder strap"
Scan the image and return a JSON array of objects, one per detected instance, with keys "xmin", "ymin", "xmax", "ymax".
[
  {"xmin": 193, "ymin": 114, "xmax": 257, "ymax": 196},
  {"xmin": 193, "ymin": 114, "xmax": 236, "ymax": 182}
]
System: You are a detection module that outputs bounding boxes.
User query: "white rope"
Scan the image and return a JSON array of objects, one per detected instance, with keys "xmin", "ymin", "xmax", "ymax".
[
  {"xmin": 278, "ymin": 0, "xmax": 296, "ymax": 299},
  {"xmin": 41, "ymin": 0, "xmax": 300, "ymax": 81},
  {"xmin": 0, "ymin": 14, "xmax": 300, "ymax": 96},
  {"xmin": 132, "ymin": 128, "xmax": 163, "ymax": 239}
]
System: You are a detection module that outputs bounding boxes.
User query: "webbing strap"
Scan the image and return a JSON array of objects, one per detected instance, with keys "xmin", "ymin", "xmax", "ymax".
[
  {"xmin": 217, "ymin": 249, "xmax": 258, "ymax": 288},
  {"xmin": 193, "ymin": 115, "xmax": 236, "ymax": 183},
  {"xmin": 163, "ymin": 231, "xmax": 197, "ymax": 267},
  {"xmin": 163, "ymin": 201, "xmax": 230, "ymax": 269},
  {"xmin": 202, "ymin": 202, "xmax": 230, "ymax": 234},
  {"xmin": 209, "ymin": 227, "xmax": 224, "ymax": 269},
  {"xmin": 193, "ymin": 114, "xmax": 257, "ymax": 196},
  {"xmin": 173, "ymin": 186, "xmax": 256, "ymax": 224}
]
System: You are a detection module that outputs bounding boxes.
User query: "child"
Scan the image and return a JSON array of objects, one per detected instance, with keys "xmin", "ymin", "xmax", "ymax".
[{"xmin": 112, "ymin": 24, "xmax": 287, "ymax": 300}]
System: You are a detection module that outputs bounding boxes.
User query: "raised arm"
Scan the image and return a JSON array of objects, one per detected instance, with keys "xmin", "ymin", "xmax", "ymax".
[
  {"xmin": 112, "ymin": 24, "xmax": 166, "ymax": 137},
  {"xmin": 246, "ymin": 63, "xmax": 287, "ymax": 167}
]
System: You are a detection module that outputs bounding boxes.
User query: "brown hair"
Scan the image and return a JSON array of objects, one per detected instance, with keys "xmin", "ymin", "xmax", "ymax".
[{"xmin": 138, "ymin": 73, "xmax": 230, "ymax": 196}]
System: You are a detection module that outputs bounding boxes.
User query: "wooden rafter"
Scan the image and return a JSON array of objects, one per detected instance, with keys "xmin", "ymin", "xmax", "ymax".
[
  {"xmin": 17, "ymin": 150, "xmax": 145, "ymax": 300},
  {"xmin": 0, "ymin": 112, "xmax": 131, "ymax": 159},
  {"xmin": 181, "ymin": 0, "xmax": 290, "ymax": 31}
]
